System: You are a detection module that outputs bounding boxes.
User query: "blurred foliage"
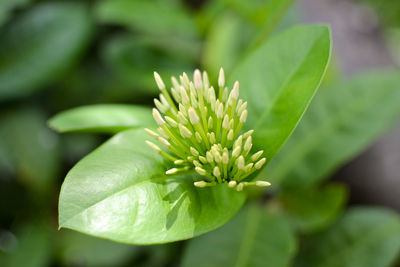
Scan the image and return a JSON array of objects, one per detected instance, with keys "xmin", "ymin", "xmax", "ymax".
[{"xmin": 0, "ymin": 0, "xmax": 400, "ymax": 266}]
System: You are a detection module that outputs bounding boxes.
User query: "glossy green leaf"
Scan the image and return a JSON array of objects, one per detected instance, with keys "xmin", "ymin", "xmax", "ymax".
[
  {"xmin": 48, "ymin": 104, "xmax": 154, "ymax": 134},
  {"xmin": 231, "ymin": 25, "xmax": 331, "ymax": 161},
  {"xmin": 95, "ymin": 0, "xmax": 198, "ymax": 39},
  {"xmin": 0, "ymin": 2, "xmax": 91, "ymax": 100},
  {"xmin": 182, "ymin": 205, "xmax": 297, "ymax": 267},
  {"xmin": 266, "ymin": 70, "xmax": 400, "ymax": 188},
  {"xmin": 0, "ymin": 224, "xmax": 53, "ymax": 267},
  {"xmin": 0, "ymin": 108, "xmax": 60, "ymax": 192},
  {"xmin": 294, "ymin": 207, "xmax": 400, "ymax": 267},
  {"xmin": 59, "ymin": 128, "xmax": 246, "ymax": 244},
  {"xmin": 278, "ymin": 183, "xmax": 348, "ymax": 234},
  {"xmin": 61, "ymin": 230, "xmax": 138, "ymax": 267}
]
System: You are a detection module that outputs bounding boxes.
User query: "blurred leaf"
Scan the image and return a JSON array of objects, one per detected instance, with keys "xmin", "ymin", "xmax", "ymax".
[
  {"xmin": 0, "ymin": 2, "xmax": 92, "ymax": 101},
  {"xmin": 182, "ymin": 205, "xmax": 297, "ymax": 267},
  {"xmin": 59, "ymin": 128, "xmax": 246, "ymax": 244},
  {"xmin": 220, "ymin": 0, "xmax": 293, "ymax": 50},
  {"xmin": 278, "ymin": 183, "xmax": 348, "ymax": 234},
  {"xmin": 95, "ymin": 0, "xmax": 198, "ymax": 39},
  {"xmin": 220, "ymin": 0, "xmax": 292, "ymax": 27},
  {"xmin": 202, "ymin": 12, "xmax": 245, "ymax": 76},
  {"xmin": 0, "ymin": 223, "xmax": 52, "ymax": 267},
  {"xmin": 266, "ymin": 70, "xmax": 400, "ymax": 189},
  {"xmin": 0, "ymin": 108, "xmax": 60, "ymax": 192},
  {"xmin": 294, "ymin": 207, "xmax": 400, "ymax": 267},
  {"xmin": 0, "ymin": 0, "xmax": 31, "ymax": 26},
  {"xmin": 102, "ymin": 34, "xmax": 199, "ymax": 95},
  {"xmin": 48, "ymin": 104, "xmax": 154, "ymax": 134},
  {"xmin": 231, "ymin": 25, "xmax": 331, "ymax": 161},
  {"xmin": 203, "ymin": 0, "xmax": 293, "ymax": 76},
  {"xmin": 60, "ymin": 230, "xmax": 138, "ymax": 267}
]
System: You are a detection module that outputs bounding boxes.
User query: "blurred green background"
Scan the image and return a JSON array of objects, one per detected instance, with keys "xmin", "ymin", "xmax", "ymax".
[{"xmin": 1, "ymin": 0, "xmax": 400, "ymax": 266}]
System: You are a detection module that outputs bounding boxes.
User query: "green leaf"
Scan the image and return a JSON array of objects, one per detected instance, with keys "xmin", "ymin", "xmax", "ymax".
[
  {"xmin": 0, "ymin": 108, "xmax": 60, "ymax": 192},
  {"xmin": 202, "ymin": 12, "xmax": 245, "ymax": 76},
  {"xmin": 266, "ymin": 70, "xmax": 400, "ymax": 188},
  {"xmin": 231, "ymin": 25, "xmax": 331, "ymax": 161},
  {"xmin": 0, "ymin": 0, "xmax": 31, "ymax": 26},
  {"xmin": 294, "ymin": 207, "xmax": 400, "ymax": 267},
  {"xmin": 59, "ymin": 128, "xmax": 246, "ymax": 244},
  {"xmin": 48, "ymin": 104, "xmax": 154, "ymax": 134},
  {"xmin": 95, "ymin": 0, "xmax": 198, "ymax": 39},
  {"xmin": 182, "ymin": 205, "xmax": 297, "ymax": 267},
  {"xmin": 61, "ymin": 230, "xmax": 139, "ymax": 267},
  {"xmin": 0, "ymin": 223, "xmax": 53, "ymax": 267},
  {"xmin": 278, "ymin": 183, "xmax": 348, "ymax": 234},
  {"xmin": 102, "ymin": 35, "xmax": 199, "ymax": 94},
  {"xmin": 0, "ymin": 2, "xmax": 91, "ymax": 101}
]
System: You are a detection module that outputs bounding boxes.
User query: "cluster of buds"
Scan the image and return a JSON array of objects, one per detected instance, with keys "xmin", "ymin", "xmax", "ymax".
[{"xmin": 145, "ymin": 68, "xmax": 270, "ymax": 191}]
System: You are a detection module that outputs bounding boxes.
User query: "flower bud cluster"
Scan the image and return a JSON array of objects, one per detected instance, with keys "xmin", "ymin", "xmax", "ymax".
[{"xmin": 145, "ymin": 68, "xmax": 270, "ymax": 190}]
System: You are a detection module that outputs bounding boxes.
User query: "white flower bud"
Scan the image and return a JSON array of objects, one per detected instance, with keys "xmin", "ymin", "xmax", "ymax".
[
  {"xmin": 251, "ymin": 150, "xmax": 263, "ymax": 162},
  {"xmin": 188, "ymin": 107, "xmax": 200, "ymax": 125},
  {"xmin": 180, "ymin": 86, "xmax": 189, "ymax": 105},
  {"xmin": 232, "ymin": 146, "xmax": 241, "ymax": 158},
  {"xmin": 199, "ymin": 156, "xmax": 207, "ymax": 164},
  {"xmin": 152, "ymin": 108, "xmax": 165, "ymax": 126},
  {"xmin": 222, "ymin": 114, "xmax": 230, "ymax": 129},
  {"xmin": 208, "ymin": 117, "xmax": 213, "ymax": 129},
  {"xmin": 244, "ymin": 136, "xmax": 252, "ymax": 152},
  {"xmin": 218, "ymin": 68, "xmax": 225, "ymax": 88},
  {"xmin": 255, "ymin": 181, "xmax": 271, "ymax": 187},
  {"xmin": 227, "ymin": 129, "xmax": 234, "ymax": 141},
  {"xmin": 154, "ymin": 72, "xmax": 165, "ymax": 90},
  {"xmin": 213, "ymin": 166, "xmax": 221, "ymax": 178},
  {"xmin": 194, "ymin": 181, "xmax": 208, "ymax": 188},
  {"xmin": 190, "ymin": 147, "xmax": 199, "ymax": 157},
  {"xmin": 166, "ymin": 168, "xmax": 178, "ymax": 175},
  {"xmin": 237, "ymin": 156, "xmax": 245, "ymax": 170},
  {"xmin": 145, "ymin": 141, "xmax": 161, "ymax": 152},
  {"xmin": 158, "ymin": 137, "xmax": 170, "ymax": 147},
  {"xmin": 165, "ymin": 116, "xmax": 178, "ymax": 127},
  {"xmin": 240, "ymin": 110, "xmax": 248, "ymax": 123},
  {"xmin": 195, "ymin": 167, "xmax": 207, "ymax": 176},
  {"xmin": 179, "ymin": 124, "xmax": 192, "ymax": 138},
  {"xmin": 255, "ymin": 158, "xmax": 266, "ymax": 170},
  {"xmin": 195, "ymin": 132, "xmax": 202, "ymax": 143},
  {"xmin": 194, "ymin": 69, "xmax": 203, "ymax": 90},
  {"xmin": 228, "ymin": 181, "xmax": 237, "ymax": 188},
  {"xmin": 144, "ymin": 128, "xmax": 159, "ymax": 138}
]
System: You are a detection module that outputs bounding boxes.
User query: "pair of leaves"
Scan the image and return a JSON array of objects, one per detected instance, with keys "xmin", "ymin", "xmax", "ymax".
[
  {"xmin": 0, "ymin": 2, "xmax": 91, "ymax": 101},
  {"xmin": 56, "ymin": 25, "xmax": 331, "ymax": 244},
  {"xmin": 266, "ymin": 70, "xmax": 400, "ymax": 188}
]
